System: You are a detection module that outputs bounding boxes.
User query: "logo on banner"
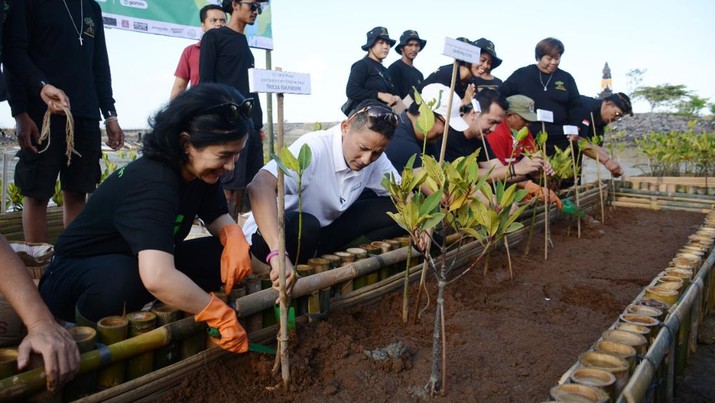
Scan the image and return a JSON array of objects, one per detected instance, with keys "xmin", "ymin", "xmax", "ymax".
[{"xmin": 133, "ymin": 21, "xmax": 148, "ymax": 31}]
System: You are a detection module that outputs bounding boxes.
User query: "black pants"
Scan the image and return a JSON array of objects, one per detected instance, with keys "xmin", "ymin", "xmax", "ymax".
[
  {"xmin": 251, "ymin": 196, "xmax": 402, "ymax": 264},
  {"xmin": 39, "ymin": 237, "xmax": 223, "ymax": 323}
]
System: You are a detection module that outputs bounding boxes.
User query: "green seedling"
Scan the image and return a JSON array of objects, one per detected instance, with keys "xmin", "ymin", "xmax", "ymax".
[
  {"xmin": 51, "ymin": 180, "xmax": 63, "ymax": 207},
  {"xmin": 6, "ymin": 182, "xmax": 23, "ymax": 211},
  {"xmin": 273, "ymin": 143, "xmax": 312, "ymax": 264}
]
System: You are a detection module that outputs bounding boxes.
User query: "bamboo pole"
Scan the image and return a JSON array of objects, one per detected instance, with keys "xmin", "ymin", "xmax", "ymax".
[
  {"xmin": 569, "ymin": 137, "xmax": 581, "ymax": 237},
  {"xmin": 590, "ymin": 113, "xmax": 606, "ymax": 225},
  {"xmin": 541, "ymin": 121, "xmax": 549, "ymax": 261},
  {"xmin": 275, "ymin": 82, "xmax": 291, "ymax": 390},
  {"xmin": 0, "ymin": 316, "xmax": 206, "ymax": 400}
]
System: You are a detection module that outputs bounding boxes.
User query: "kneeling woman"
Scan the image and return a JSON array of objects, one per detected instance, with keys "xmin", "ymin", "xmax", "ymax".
[{"xmin": 39, "ymin": 83, "xmax": 275, "ymax": 353}]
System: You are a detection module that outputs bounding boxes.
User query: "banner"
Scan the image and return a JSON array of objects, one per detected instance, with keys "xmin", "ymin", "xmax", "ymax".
[{"xmin": 97, "ymin": 0, "xmax": 273, "ymax": 49}]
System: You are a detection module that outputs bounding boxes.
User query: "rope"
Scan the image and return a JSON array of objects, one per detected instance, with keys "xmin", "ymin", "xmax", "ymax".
[{"xmin": 38, "ymin": 105, "xmax": 82, "ymax": 167}]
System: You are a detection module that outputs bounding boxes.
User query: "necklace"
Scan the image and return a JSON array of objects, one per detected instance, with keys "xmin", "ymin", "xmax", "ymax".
[
  {"xmin": 62, "ymin": 0, "xmax": 84, "ymax": 46},
  {"xmin": 539, "ymin": 71, "xmax": 552, "ymax": 92}
]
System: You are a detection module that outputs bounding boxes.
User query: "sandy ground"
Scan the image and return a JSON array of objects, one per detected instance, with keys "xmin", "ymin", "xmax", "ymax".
[{"xmin": 160, "ymin": 207, "xmax": 708, "ymax": 402}]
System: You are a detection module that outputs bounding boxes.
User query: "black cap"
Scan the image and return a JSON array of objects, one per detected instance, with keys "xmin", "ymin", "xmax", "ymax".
[
  {"xmin": 606, "ymin": 92, "xmax": 634, "ymax": 116},
  {"xmin": 395, "ymin": 30, "xmax": 427, "ymax": 55},
  {"xmin": 361, "ymin": 26, "xmax": 396, "ymax": 51},
  {"xmin": 472, "ymin": 38, "xmax": 502, "ymax": 70}
]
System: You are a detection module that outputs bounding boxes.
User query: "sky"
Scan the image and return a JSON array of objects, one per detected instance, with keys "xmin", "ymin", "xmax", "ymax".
[{"xmin": 2, "ymin": 0, "xmax": 715, "ymax": 129}]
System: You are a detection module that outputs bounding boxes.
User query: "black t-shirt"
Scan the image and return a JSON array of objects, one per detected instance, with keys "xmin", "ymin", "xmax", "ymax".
[
  {"xmin": 469, "ymin": 76, "xmax": 503, "ymax": 93},
  {"xmin": 345, "ymin": 56, "xmax": 398, "ymax": 103},
  {"xmin": 579, "ymin": 95, "xmax": 604, "ymax": 138},
  {"xmin": 55, "ymin": 157, "xmax": 228, "ymax": 258},
  {"xmin": 3, "ymin": 0, "xmax": 116, "ymax": 119},
  {"xmin": 200, "ymin": 26, "xmax": 263, "ymax": 130},
  {"xmin": 500, "ymin": 64, "xmax": 582, "ymax": 154},
  {"xmin": 444, "ymin": 128, "xmax": 493, "ymax": 163},
  {"xmin": 384, "ymin": 112, "xmax": 439, "ymax": 172},
  {"xmin": 421, "ymin": 64, "xmax": 469, "ymax": 99},
  {"xmin": 387, "ymin": 59, "xmax": 424, "ymax": 99}
]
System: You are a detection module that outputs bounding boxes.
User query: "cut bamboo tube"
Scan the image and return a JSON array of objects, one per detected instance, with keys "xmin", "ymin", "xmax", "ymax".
[
  {"xmin": 96, "ymin": 316, "xmax": 129, "ymax": 390},
  {"xmin": 0, "ymin": 316, "xmax": 206, "ymax": 400},
  {"xmin": 63, "ymin": 327, "xmax": 97, "ymax": 401},
  {"xmin": 126, "ymin": 312, "xmax": 157, "ymax": 380},
  {"xmin": 151, "ymin": 303, "xmax": 181, "ymax": 369}
]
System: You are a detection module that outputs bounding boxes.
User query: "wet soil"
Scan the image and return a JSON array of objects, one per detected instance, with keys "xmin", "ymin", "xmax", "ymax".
[{"xmin": 162, "ymin": 207, "xmax": 706, "ymax": 402}]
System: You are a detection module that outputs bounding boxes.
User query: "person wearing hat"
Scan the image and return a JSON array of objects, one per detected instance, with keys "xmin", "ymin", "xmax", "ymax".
[
  {"xmin": 572, "ymin": 92, "xmax": 631, "ymax": 177},
  {"xmin": 469, "ymin": 38, "xmax": 503, "ymax": 92},
  {"xmin": 387, "ymin": 30, "xmax": 427, "ymax": 99},
  {"xmin": 448, "ymin": 91, "xmax": 561, "ymax": 208},
  {"xmin": 486, "ymin": 94, "xmax": 539, "ymax": 166},
  {"xmin": 384, "ymin": 83, "xmax": 468, "ymax": 172},
  {"xmin": 344, "ymin": 26, "xmax": 402, "ymax": 116},
  {"xmin": 420, "ymin": 37, "xmax": 475, "ymax": 106}
]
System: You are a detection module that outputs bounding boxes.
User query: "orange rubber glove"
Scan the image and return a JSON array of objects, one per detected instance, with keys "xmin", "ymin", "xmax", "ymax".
[
  {"xmin": 219, "ymin": 224, "xmax": 252, "ymax": 295},
  {"xmin": 523, "ymin": 181, "xmax": 563, "ymax": 210},
  {"xmin": 195, "ymin": 293, "xmax": 248, "ymax": 353}
]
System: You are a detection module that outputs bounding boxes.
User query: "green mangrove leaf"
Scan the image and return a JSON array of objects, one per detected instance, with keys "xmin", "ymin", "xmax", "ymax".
[
  {"xmin": 278, "ymin": 147, "xmax": 299, "ymax": 172},
  {"xmin": 516, "ymin": 127, "xmax": 529, "ymax": 142},
  {"xmin": 298, "ymin": 144, "xmax": 312, "ymax": 171}
]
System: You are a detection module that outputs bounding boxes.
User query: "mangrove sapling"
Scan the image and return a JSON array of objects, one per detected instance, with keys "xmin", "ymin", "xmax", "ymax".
[
  {"xmin": 523, "ymin": 130, "xmax": 549, "ymax": 256},
  {"xmin": 273, "ymin": 144, "xmax": 312, "ymax": 264},
  {"xmin": 384, "ymin": 152, "xmax": 527, "ymax": 396},
  {"xmin": 579, "ymin": 131, "xmax": 606, "ymax": 223}
]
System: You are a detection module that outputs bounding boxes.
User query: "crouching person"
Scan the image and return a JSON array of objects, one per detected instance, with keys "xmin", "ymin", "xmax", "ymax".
[
  {"xmin": 39, "ymin": 84, "xmax": 255, "ymax": 353},
  {"xmin": 243, "ymin": 100, "xmax": 403, "ymax": 289}
]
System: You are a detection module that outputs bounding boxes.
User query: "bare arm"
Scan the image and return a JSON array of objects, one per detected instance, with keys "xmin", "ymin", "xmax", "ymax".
[
  {"xmin": 169, "ymin": 77, "xmax": 189, "ymax": 100},
  {"xmin": 247, "ymin": 170, "xmax": 281, "ymax": 252},
  {"xmin": 138, "ymin": 249, "xmax": 211, "ymax": 314},
  {"xmin": 576, "ymin": 136, "xmax": 623, "ymax": 177},
  {"xmin": 0, "ymin": 237, "xmax": 79, "ymax": 391}
]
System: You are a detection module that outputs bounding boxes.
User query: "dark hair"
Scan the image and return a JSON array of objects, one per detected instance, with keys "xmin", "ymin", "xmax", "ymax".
[
  {"xmin": 221, "ymin": 0, "xmax": 236, "ymax": 13},
  {"xmin": 535, "ymin": 37, "xmax": 565, "ymax": 60},
  {"xmin": 475, "ymin": 89, "xmax": 508, "ymax": 115},
  {"xmin": 347, "ymin": 99, "xmax": 397, "ymax": 140},
  {"xmin": 142, "ymin": 83, "xmax": 251, "ymax": 171},
  {"xmin": 200, "ymin": 4, "xmax": 224, "ymax": 23}
]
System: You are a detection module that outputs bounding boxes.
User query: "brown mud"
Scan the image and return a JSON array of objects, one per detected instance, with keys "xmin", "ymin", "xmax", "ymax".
[{"xmin": 162, "ymin": 207, "xmax": 706, "ymax": 402}]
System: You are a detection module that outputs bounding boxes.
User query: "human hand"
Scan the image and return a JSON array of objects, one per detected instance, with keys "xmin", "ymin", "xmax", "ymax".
[
  {"xmin": 195, "ymin": 293, "xmax": 248, "ymax": 353},
  {"xmin": 105, "ymin": 120, "xmax": 125, "ymax": 150},
  {"xmin": 219, "ymin": 224, "xmax": 253, "ymax": 295},
  {"xmin": 14, "ymin": 113, "xmax": 40, "ymax": 153},
  {"xmin": 605, "ymin": 159, "xmax": 624, "ymax": 177},
  {"xmin": 523, "ymin": 181, "xmax": 563, "ymax": 209},
  {"xmin": 40, "ymin": 84, "xmax": 70, "ymax": 115},
  {"xmin": 268, "ymin": 255, "xmax": 296, "ymax": 304},
  {"xmin": 462, "ymin": 84, "xmax": 475, "ymax": 107},
  {"xmin": 514, "ymin": 154, "xmax": 543, "ymax": 176},
  {"xmin": 18, "ymin": 321, "xmax": 80, "ymax": 391}
]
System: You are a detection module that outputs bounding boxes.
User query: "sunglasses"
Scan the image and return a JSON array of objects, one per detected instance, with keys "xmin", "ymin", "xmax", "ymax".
[
  {"xmin": 349, "ymin": 105, "xmax": 398, "ymax": 128},
  {"xmin": 239, "ymin": 1, "xmax": 263, "ymax": 14},
  {"xmin": 196, "ymin": 99, "xmax": 253, "ymax": 123}
]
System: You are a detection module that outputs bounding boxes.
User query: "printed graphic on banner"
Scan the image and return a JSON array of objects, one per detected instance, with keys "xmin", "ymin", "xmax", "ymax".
[
  {"xmin": 98, "ymin": 0, "xmax": 273, "ymax": 49},
  {"xmin": 248, "ymin": 69, "xmax": 311, "ymax": 94}
]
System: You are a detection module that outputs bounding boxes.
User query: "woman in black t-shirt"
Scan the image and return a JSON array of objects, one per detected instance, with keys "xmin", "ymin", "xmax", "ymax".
[
  {"xmin": 344, "ymin": 26, "xmax": 402, "ymax": 115},
  {"xmin": 39, "ymin": 84, "xmax": 292, "ymax": 354}
]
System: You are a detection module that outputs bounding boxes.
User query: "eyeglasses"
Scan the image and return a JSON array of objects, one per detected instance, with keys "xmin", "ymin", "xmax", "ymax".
[
  {"xmin": 348, "ymin": 105, "xmax": 398, "ymax": 128},
  {"xmin": 196, "ymin": 99, "xmax": 253, "ymax": 123},
  {"xmin": 239, "ymin": 1, "xmax": 263, "ymax": 14}
]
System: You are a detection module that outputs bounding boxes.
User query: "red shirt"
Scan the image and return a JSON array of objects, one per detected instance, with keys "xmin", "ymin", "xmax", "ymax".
[
  {"xmin": 174, "ymin": 42, "xmax": 201, "ymax": 87},
  {"xmin": 486, "ymin": 120, "xmax": 537, "ymax": 165}
]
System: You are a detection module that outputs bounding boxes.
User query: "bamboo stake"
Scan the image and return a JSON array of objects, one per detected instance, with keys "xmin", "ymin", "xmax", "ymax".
[
  {"xmin": 542, "ymin": 121, "xmax": 549, "ymax": 261},
  {"xmin": 414, "ymin": 59, "xmax": 460, "ymax": 325},
  {"xmin": 274, "ymin": 83, "xmax": 291, "ymax": 391},
  {"xmin": 590, "ymin": 112, "xmax": 605, "ymax": 224},
  {"xmin": 568, "ymin": 137, "xmax": 581, "ymax": 238}
]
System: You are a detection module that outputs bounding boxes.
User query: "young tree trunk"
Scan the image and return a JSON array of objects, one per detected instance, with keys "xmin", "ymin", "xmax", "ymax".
[{"xmin": 428, "ymin": 278, "xmax": 446, "ymax": 396}]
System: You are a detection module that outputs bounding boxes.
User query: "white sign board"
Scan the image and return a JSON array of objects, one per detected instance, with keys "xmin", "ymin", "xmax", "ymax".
[
  {"xmin": 248, "ymin": 69, "xmax": 311, "ymax": 94},
  {"xmin": 536, "ymin": 109, "xmax": 554, "ymax": 123},
  {"xmin": 442, "ymin": 37, "xmax": 480, "ymax": 64},
  {"xmin": 562, "ymin": 125, "xmax": 579, "ymax": 135}
]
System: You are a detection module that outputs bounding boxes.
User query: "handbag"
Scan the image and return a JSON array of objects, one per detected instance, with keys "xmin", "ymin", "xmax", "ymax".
[{"xmin": 340, "ymin": 98, "xmax": 356, "ymax": 117}]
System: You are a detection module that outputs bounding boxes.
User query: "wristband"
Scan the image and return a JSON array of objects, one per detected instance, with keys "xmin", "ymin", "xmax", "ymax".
[
  {"xmin": 265, "ymin": 250, "xmax": 281, "ymax": 264},
  {"xmin": 104, "ymin": 116, "xmax": 118, "ymax": 126}
]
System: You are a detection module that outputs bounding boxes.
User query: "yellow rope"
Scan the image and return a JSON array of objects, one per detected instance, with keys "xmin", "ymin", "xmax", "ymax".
[{"xmin": 38, "ymin": 106, "xmax": 82, "ymax": 167}]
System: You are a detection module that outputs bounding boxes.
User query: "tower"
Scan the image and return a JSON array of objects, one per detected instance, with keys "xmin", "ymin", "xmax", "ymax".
[{"xmin": 598, "ymin": 62, "xmax": 613, "ymax": 99}]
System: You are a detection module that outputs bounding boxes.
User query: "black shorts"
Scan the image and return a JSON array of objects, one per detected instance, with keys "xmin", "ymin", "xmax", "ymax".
[{"xmin": 14, "ymin": 116, "xmax": 102, "ymax": 200}]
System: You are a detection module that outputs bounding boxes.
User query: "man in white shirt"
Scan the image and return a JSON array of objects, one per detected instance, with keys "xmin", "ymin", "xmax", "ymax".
[{"xmin": 244, "ymin": 100, "xmax": 401, "ymax": 284}]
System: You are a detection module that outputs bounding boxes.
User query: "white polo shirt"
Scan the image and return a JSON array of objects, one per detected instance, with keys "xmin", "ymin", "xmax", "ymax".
[{"xmin": 242, "ymin": 124, "xmax": 400, "ymax": 244}]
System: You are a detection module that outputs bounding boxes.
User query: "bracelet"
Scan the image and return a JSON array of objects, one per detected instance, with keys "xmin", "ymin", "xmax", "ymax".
[
  {"xmin": 508, "ymin": 164, "xmax": 516, "ymax": 179},
  {"xmin": 104, "ymin": 116, "xmax": 118, "ymax": 126},
  {"xmin": 265, "ymin": 250, "xmax": 282, "ymax": 264}
]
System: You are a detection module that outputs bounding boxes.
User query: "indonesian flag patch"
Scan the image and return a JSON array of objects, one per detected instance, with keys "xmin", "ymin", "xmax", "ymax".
[{"xmin": 582, "ymin": 119, "xmax": 591, "ymax": 127}]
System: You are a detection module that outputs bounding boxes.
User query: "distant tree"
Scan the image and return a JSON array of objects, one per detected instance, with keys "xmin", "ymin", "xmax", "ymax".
[
  {"xmin": 625, "ymin": 68, "xmax": 647, "ymax": 97},
  {"xmin": 710, "ymin": 103, "xmax": 715, "ymax": 116},
  {"xmin": 632, "ymin": 84, "xmax": 690, "ymax": 112},
  {"xmin": 676, "ymin": 95, "xmax": 709, "ymax": 118}
]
